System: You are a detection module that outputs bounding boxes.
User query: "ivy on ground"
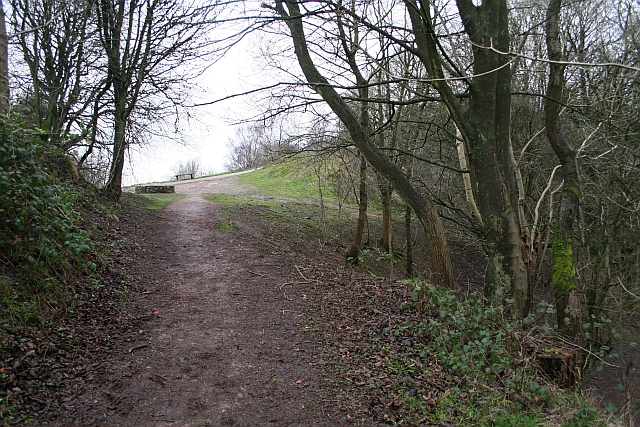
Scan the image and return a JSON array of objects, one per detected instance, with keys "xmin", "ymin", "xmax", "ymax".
[{"xmin": 0, "ymin": 111, "xmax": 94, "ymax": 294}]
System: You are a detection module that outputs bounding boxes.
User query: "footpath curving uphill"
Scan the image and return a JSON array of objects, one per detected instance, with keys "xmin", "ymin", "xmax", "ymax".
[{"xmin": 54, "ymin": 182, "xmax": 342, "ymax": 426}]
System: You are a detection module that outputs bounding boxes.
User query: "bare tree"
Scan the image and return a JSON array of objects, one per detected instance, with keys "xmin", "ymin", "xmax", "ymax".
[
  {"xmin": 270, "ymin": 0, "xmax": 456, "ymax": 289},
  {"xmin": 335, "ymin": 4, "xmax": 371, "ymax": 262},
  {"xmin": 173, "ymin": 158, "xmax": 201, "ymax": 178},
  {"xmin": 10, "ymin": 0, "xmax": 99, "ymax": 148},
  {"xmin": 97, "ymin": 0, "xmax": 217, "ymax": 198},
  {"xmin": 225, "ymin": 123, "xmax": 271, "ymax": 170},
  {"xmin": 0, "ymin": 0, "xmax": 8, "ymax": 112}
]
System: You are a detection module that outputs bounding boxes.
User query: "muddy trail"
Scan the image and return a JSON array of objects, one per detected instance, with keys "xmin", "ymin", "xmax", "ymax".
[
  {"xmin": 55, "ymin": 178, "xmax": 344, "ymax": 426},
  {"xmin": 40, "ymin": 173, "xmax": 638, "ymax": 426}
]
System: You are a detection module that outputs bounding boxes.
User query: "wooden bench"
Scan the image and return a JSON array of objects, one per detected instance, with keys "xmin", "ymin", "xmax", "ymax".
[{"xmin": 175, "ymin": 173, "xmax": 194, "ymax": 180}]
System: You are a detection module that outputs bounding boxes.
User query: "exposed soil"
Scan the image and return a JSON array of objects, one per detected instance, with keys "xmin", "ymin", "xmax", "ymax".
[
  {"xmin": 52, "ymin": 177, "xmax": 346, "ymax": 426},
  {"xmin": 4, "ymin": 173, "xmax": 637, "ymax": 425}
]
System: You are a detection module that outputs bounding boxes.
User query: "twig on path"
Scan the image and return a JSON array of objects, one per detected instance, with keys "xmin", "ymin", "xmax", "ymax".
[
  {"xmin": 248, "ymin": 270, "xmax": 269, "ymax": 278},
  {"xmin": 128, "ymin": 343, "xmax": 149, "ymax": 353},
  {"xmin": 295, "ymin": 265, "xmax": 321, "ymax": 283},
  {"xmin": 280, "ymin": 281, "xmax": 312, "ymax": 301},
  {"xmin": 280, "ymin": 283, "xmax": 293, "ymax": 301}
]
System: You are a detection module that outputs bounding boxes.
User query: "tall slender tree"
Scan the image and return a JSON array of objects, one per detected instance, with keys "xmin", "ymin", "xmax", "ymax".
[
  {"xmin": 545, "ymin": 0, "xmax": 582, "ymax": 340},
  {"xmin": 96, "ymin": 0, "xmax": 216, "ymax": 198},
  {"xmin": 0, "ymin": 0, "xmax": 9, "ymax": 112},
  {"xmin": 271, "ymin": 0, "xmax": 456, "ymax": 288},
  {"xmin": 336, "ymin": 4, "xmax": 371, "ymax": 262}
]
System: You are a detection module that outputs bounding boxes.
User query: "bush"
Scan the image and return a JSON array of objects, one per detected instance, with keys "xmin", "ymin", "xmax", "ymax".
[{"xmin": 0, "ymin": 112, "xmax": 94, "ymax": 301}]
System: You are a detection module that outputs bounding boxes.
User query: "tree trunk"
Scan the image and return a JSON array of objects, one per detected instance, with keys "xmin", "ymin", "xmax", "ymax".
[
  {"xmin": 377, "ymin": 173, "xmax": 393, "ymax": 252},
  {"xmin": 545, "ymin": 0, "xmax": 582, "ymax": 341},
  {"xmin": 276, "ymin": 0, "xmax": 456, "ymax": 288},
  {"xmin": 456, "ymin": 127, "xmax": 483, "ymax": 230},
  {"xmin": 405, "ymin": 205, "xmax": 413, "ymax": 277},
  {"xmin": 346, "ymin": 154, "xmax": 368, "ymax": 262},
  {"xmin": 466, "ymin": 16, "xmax": 527, "ymax": 315},
  {"xmin": 403, "ymin": 145, "xmax": 416, "ymax": 278},
  {"xmin": 0, "ymin": 0, "xmax": 9, "ymax": 112},
  {"xmin": 105, "ymin": 95, "xmax": 127, "ymax": 199},
  {"xmin": 337, "ymin": 13, "xmax": 370, "ymax": 264},
  {"xmin": 406, "ymin": 0, "xmax": 528, "ymax": 316}
]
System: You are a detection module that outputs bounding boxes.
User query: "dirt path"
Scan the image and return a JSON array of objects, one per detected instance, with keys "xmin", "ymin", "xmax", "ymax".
[
  {"xmin": 56, "ymin": 178, "xmax": 343, "ymax": 426},
  {"xmin": 45, "ymin": 174, "xmax": 638, "ymax": 426}
]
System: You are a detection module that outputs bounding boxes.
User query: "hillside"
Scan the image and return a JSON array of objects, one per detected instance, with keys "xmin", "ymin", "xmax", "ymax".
[{"xmin": 1, "ymin": 155, "xmax": 637, "ymax": 425}]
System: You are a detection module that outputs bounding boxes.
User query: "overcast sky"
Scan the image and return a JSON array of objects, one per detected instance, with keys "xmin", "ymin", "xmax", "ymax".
[{"xmin": 122, "ymin": 33, "xmax": 262, "ymax": 186}]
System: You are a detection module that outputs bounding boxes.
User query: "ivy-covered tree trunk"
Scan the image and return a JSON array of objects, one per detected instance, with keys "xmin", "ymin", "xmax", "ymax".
[{"xmin": 545, "ymin": 0, "xmax": 582, "ymax": 340}]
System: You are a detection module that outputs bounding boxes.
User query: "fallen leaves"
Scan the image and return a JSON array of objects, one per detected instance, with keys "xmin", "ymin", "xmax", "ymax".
[
  {"xmin": 0, "ymin": 201, "xmax": 145, "ymax": 424},
  {"xmin": 298, "ymin": 266, "xmax": 456, "ymax": 425}
]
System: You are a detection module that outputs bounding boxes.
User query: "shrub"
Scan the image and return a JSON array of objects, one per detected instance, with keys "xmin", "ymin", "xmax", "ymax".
[{"xmin": 0, "ymin": 111, "xmax": 94, "ymax": 303}]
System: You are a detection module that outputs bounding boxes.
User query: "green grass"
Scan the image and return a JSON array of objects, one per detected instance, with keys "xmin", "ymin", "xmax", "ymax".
[
  {"xmin": 219, "ymin": 220, "xmax": 240, "ymax": 233},
  {"xmin": 238, "ymin": 161, "xmax": 339, "ymax": 202},
  {"xmin": 202, "ymin": 193, "xmax": 282, "ymax": 210},
  {"xmin": 121, "ymin": 192, "xmax": 186, "ymax": 210}
]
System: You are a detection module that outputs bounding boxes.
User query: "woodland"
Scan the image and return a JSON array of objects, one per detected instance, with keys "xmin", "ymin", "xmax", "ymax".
[{"xmin": 0, "ymin": 0, "xmax": 639, "ymax": 424}]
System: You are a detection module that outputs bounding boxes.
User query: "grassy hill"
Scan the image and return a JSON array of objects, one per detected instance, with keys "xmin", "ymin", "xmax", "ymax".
[
  {"xmin": 0, "ymin": 139, "xmax": 633, "ymax": 425},
  {"xmin": 199, "ymin": 159, "xmax": 633, "ymax": 427}
]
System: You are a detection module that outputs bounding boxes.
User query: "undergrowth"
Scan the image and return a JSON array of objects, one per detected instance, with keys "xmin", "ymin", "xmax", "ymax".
[
  {"xmin": 305, "ymin": 270, "xmax": 617, "ymax": 426},
  {"xmin": 0, "ymin": 111, "xmax": 95, "ymax": 321},
  {"xmin": 0, "ymin": 111, "xmax": 137, "ymax": 424}
]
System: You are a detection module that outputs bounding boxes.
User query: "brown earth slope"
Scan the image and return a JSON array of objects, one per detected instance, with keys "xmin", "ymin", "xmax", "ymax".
[
  {"xmin": 29, "ymin": 173, "xmax": 638, "ymax": 426},
  {"xmin": 53, "ymin": 181, "xmax": 344, "ymax": 426}
]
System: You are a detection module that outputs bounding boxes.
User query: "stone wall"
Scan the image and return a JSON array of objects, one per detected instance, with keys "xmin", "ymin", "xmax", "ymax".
[{"xmin": 135, "ymin": 185, "xmax": 175, "ymax": 194}]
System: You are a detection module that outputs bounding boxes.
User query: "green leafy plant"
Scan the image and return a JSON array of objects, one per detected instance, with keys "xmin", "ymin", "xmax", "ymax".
[
  {"xmin": 0, "ymin": 111, "xmax": 93, "ymax": 317},
  {"xmin": 219, "ymin": 220, "xmax": 240, "ymax": 233}
]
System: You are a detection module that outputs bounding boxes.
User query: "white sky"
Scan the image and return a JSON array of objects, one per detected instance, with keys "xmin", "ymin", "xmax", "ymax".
[
  {"xmin": 121, "ymin": 6, "xmax": 331, "ymax": 187},
  {"xmin": 122, "ymin": 34, "xmax": 261, "ymax": 186}
]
